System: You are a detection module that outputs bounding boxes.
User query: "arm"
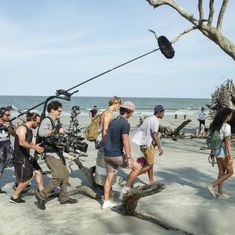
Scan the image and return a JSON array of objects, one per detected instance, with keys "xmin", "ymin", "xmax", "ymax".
[
  {"xmin": 102, "ymin": 111, "xmax": 112, "ymax": 143},
  {"xmin": 16, "ymin": 126, "xmax": 44, "ymax": 153},
  {"xmin": 224, "ymin": 136, "xmax": 233, "ymax": 160},
  {"xmin": 152, "ymin": 132, "xmax": 163, "ymax": 155},
  {"xmin": 122, "ymin": 133, "xmax": 133, "ymax": 168}
]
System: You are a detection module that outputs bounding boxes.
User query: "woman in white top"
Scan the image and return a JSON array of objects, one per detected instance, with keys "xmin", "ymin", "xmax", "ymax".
[{"xmin": 208, "ymin": 108, "xmax": 233, "ymax": 199}]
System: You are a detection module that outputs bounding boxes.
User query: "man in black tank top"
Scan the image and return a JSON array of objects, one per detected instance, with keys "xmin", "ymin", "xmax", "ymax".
[{"xmin": 9, "ymin": 112, "xmax": 44, "ymax": 204}]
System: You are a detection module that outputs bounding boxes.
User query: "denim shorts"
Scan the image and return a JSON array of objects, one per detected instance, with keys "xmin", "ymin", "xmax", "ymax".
[{"xmin": 213, "ymin": 145, "xmax": 227, "ymax": 158}]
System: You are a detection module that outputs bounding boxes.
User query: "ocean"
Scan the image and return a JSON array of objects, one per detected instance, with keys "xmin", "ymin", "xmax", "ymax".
[{"xmin": 0, "ymin": 95, "xmax": 211, "ymax": 117}]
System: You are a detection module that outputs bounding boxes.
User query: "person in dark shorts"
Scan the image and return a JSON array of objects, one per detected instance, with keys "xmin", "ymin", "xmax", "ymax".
[
  {"xmin": 0, "ymin": 107, "xmax": 14, "ymax": 194},
  {"xmin": 9, "ymin": 112, "xmax": 44, "ymax": 204},
  {"xmin": 198, "ymin": 107, "xmax": 206, "ymax": 132}
]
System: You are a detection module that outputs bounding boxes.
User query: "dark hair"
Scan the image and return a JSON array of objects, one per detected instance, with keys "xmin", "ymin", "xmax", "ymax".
[
  {"xmin": 26, "ymin": 112, "xmax": 40, "ymax": 122},
  {"xmin": 0, "ymin": 107, "xmax": 10, "ymax": 117},
  {"xmin": 119, "ymin": 107, "xmax": 133, "ymax": 115},
  {"xmin": 47, "ymin": 101, "xmax": 62, "ymax": 113},
  {"xmin": 209, "ymin": 107, "xmax": 232, "ymax": 132}
]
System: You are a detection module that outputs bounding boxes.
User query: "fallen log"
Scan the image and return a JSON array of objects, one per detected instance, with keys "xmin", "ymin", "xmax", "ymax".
[
  {"xmin": 68, "ymin": 157, "xmax": 101, "ymax": 199},
  {"xmin": 159, "ymin": 119, "xmax": 192, "ymax": 140},
  {"xmin": 68, "ymin": 185, "xmax": 100, "ymax": 199},
  {"xmin": 173, "ymin": 119, "xmax": 192, "ymax": 137},
  {"xmin": 120, "ymin": 181, "xmax": 165, "ymax": 215},
  {"xmin": 119, "ymin": 182, "xmax": 193, "ymax": 235}
]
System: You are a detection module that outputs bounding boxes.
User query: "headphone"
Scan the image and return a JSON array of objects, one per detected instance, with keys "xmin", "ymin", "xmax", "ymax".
[{"xmin": 0, "ymin": 107, "xmax": 6, "ymax": 117}]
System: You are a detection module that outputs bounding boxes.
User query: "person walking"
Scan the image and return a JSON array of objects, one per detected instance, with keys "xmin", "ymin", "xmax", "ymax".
[
  {"xmin": 35, "ymin": 100, "xmax": 78, "ymax": 210},
  {"xmin": 9, "ymin": 112, "xmax": 44, "ymax": 203},
  {"xmin": 208, "ymin": 107, "xmax": 233, "ymax": 199},
  {"xmin": 94, "ymin": 96, "xmax": 121, "ymax": 188},
  {"xmin": 132, "ymin": 105, "xmax": 165, "ymax": 184},
  {"xmin": 102, "ymin": 101, "xmax": 141, "ymax": 209}
]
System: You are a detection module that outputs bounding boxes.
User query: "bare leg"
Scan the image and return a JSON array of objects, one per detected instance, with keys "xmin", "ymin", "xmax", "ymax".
[
  {"xmin": 210, "ymin": 158, "xmax": 233, "ymax": 194},
  {"xmin": 104, "ymin": 172, "xmax": 115, "ymax": 201},
  {"xmin": 35, "ymin": 170, "xmax": 44, "ymax": 192},
  {"xmin": 147, "ymin": 166, "xmax": 154, "ymax": 184},
  {"xmin": 13, "ymin": 179, "xmax": 31, "ymax": 198},
  {"xmin": 125, "ymin": 161, "xmax": 141, "ymax": 188}
]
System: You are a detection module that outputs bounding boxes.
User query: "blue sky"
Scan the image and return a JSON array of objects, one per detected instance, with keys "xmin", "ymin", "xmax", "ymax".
[{"xmin": 0, "ymin": 0, "xmax": 234, "ymax": 98}]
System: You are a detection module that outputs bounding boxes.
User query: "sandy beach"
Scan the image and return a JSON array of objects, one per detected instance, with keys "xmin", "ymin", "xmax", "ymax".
[{"xmin": 0, "ymin": 113, "xmax": 235, "ymax": 235}]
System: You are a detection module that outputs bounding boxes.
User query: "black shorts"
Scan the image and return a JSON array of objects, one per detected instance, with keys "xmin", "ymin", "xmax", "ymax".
[
  {"xmin": 32, "ymin": 159, "xmax": 42, "ymax": 171},
  {"xmin": 13, "ymin": 157, "xmax": 34, "ymax": 182},
  {"xmin": 199, "ymin": 120, "xmax": 205, "ymax": 125}
]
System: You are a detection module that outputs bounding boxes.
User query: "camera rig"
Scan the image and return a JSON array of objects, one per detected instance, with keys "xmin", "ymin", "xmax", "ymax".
[{"xmin": 37, "ymin": 89, "xmax": 88, "ymax": 160}]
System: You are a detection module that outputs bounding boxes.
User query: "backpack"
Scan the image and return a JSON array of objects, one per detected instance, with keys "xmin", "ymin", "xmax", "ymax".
[
  {"xmin": 85, "ymin": 114, "xmax": 102, "ymax": 142},
  {"xmin": 206, "ymin": 130, "xmax": 222, "ymax": 151}
]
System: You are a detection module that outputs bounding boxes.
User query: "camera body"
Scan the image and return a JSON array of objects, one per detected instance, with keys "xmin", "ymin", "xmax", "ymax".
[{"xmin": 47, "ymin": 133, "xmax": 88, "ymax": 153}]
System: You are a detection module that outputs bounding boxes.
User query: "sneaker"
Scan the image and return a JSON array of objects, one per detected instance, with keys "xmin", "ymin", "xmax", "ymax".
[
  {"xmin": 35, "ymin": 192, "xmax": 46, "ymax": 210},
  {"xmin": 216, "ymin": 193, "xmax": 230, "ymax": 199},
  {"xmin": 207, "ymin": 184, "xmax": 216, "ymax": 198},
  {"xmin": 0, "ymin": 188, "xmax": 7, "ymax": 194},
  {"xmin": 102, "ymin": 200, "xmax": 118, "ymax": 209},
  {"xmin": 9, "ymin": 196, "xmax": 25, "ymax": 204},
  {"xmin": 119, "ymin": 186, "xmax": 130, "ymax": 199},
  {"xmin": 60, "ymin": 198, "xmax": 78, "ymax": 204}
]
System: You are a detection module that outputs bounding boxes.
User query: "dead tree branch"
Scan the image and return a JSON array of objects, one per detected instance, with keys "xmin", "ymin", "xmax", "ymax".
[
  {"xmin": 217, "ymin": 0, "xmax": 229, "ymax": 32},
  {"xmin": 208, "ymin": 0, "xmax": 215, "ymax": 26},
  {"xmin": 146, "ymin": 0, "xmax": 235, "ymax": 60}
]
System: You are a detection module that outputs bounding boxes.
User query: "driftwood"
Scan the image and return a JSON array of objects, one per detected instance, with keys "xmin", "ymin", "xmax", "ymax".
[
  {"xmin": 133, "ymin": 211, "xmax": 193, "ymax": 235},
  {"xmin": 68, "ymin": 186, "xmax": 100, "ymax": 199},
  {"xmin": 119, "ymin": 182, "xmax": 193, "ymax": 235},
  {"xmin": 159, "ymin": 119, "xmax": 192, "ymax": 140},
  {"xmin": 67, "ymin": 157, "xmax": 101, "ymax": 199},
  {"xmin": 120, "ymin": 181, "xmax": 165, "ymax": 215}
]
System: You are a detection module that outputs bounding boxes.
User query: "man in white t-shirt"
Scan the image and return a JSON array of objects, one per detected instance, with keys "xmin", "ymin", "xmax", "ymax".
[
  {"xmin": 198, "ymin": 107, "xmax": 206, "ymax": 132},
  {"xmin": 135, "ymin": 105, "xmax": 165, "ymax": 183}
]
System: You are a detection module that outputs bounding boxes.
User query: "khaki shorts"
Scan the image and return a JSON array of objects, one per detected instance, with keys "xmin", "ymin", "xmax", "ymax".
[
  {"xmin": 140, "ymin": 145, "xmax": 155, "ymax": 165},
  {"xmin": 105, "ymin": 155, "xmax": 129, "ymax": 174}
]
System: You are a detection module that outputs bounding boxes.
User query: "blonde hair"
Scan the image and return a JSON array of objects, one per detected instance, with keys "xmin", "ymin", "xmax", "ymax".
[{"xmin": 108, "ymin": 96, "xmax": 121, "ymax": 106}]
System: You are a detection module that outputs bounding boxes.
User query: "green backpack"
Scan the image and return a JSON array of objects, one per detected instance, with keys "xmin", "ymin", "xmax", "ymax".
[
  {"xmin": 85, "ymin": 114, "xmax": 101, "ymax": 142},
  {"xmin": 206, "ymin": 130, "xmax": 222, "ymax": 151}
]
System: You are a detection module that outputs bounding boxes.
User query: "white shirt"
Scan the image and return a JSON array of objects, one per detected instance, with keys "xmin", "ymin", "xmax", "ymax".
[
  {"xmin": 198, "ymin": 111, "xmax": 206, "ymax": 121},
  {"xmin": 137, "ymin": 115, "xmax": 159, "ymax": 146},
  {"xmin": 220, "ymin": 123, "xmax": 231, "ymax": 140}
]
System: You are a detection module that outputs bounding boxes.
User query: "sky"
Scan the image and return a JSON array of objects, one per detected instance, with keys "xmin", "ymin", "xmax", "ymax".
[{"xmin": 0, "ymin": 0, "xmax": 234, "ymax": 98}]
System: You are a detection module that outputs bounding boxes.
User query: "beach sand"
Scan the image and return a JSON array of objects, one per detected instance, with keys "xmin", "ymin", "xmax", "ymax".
[{"xmin": 0, "ymin": 113, "xmax": 235, "ymax": 235}]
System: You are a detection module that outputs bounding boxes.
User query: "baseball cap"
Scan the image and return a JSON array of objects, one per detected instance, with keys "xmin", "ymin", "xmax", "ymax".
[
  {"xmin": 154, "ymin": 105, "xmax": 165, "ymax": 113},
  {"xmin": 120, "ymin": 101, "xmax": 135, "ymax": 111}
]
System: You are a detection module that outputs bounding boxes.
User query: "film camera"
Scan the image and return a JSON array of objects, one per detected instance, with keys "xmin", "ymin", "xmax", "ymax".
[{"xmin": 47, "ymin": 133, "xmax": 88, "ymax": 153}]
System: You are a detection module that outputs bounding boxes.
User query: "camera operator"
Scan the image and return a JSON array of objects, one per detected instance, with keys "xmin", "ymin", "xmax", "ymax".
[
  {"xmin": 35, "ymin": 100, "xmax": 77, "ymax": 210},
  {"xmin": 0, "ymin": 106, "xmax": 14, "ymax": 194}
]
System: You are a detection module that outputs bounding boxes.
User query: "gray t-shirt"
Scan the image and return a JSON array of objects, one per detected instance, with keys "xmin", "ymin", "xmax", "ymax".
[
  {"xmin": 38, "ymin": 116, "xmax": 60, "ymax": 159},
  {"xmin": 104, "ymin": 116, "xmax": 130, "ymax": 157}
]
